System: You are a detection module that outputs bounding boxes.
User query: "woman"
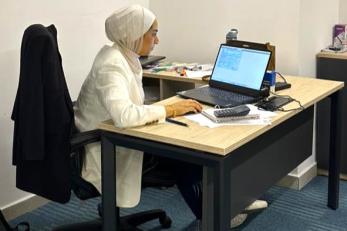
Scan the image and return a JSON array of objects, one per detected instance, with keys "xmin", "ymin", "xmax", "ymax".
[
  {"xmin": 74, "ymin": 4, "xmax": 202, "ymax": 215},
  {"xmin": 74, "ymin": 4, "xmax": 266, "ymax": 228}
]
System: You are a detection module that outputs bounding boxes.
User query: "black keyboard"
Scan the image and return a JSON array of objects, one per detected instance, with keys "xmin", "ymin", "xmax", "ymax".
[{"xmin": 199, "ymin": 87, "xmax": 254, "ymax": 103}]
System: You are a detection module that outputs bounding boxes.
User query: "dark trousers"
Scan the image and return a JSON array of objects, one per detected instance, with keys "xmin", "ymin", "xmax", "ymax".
[{"xmin": 143, "ymin": 154, "xmax": 203, "ymax": 219}]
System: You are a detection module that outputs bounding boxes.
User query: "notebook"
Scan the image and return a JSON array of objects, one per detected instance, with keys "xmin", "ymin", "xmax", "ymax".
[{"xmin": 177, "ymin": 42, "xmax": 271, "ymax": 108}]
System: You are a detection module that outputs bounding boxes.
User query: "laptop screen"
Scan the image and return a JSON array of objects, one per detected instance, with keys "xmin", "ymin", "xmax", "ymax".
[{"xmin": 211, "ymin": 44, "xmax": 271, "ymax": 90}]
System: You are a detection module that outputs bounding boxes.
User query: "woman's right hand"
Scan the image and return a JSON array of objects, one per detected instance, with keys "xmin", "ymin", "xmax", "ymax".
[{"xmin": 165, "ymin": 99, "xmax": 203, "ymax": 118}]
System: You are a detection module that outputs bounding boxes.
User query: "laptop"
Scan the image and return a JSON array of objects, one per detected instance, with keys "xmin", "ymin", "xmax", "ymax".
[
  {"xmin": 139, "ymin": 55, "xmax": 166, "ymax": 67},
  {"xmin": 177, "ymin": 42, "xmax": 271, "ymax": 108}
]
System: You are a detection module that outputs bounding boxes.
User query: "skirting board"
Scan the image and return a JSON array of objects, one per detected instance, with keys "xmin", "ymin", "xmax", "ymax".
[
  {"xmin": 2, "ymin": 195, "xmax": 49, "ymax": 221},
  {"xmin": 276, "ymin": 163, "xmax": 317, "ymax": 190},
  {"xmin": 317, "ymin": 168, "xmax": 347, "ymax": 181}
]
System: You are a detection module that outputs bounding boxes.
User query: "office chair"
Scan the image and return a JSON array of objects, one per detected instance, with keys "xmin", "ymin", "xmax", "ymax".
[
  {"xmin": 53, "ymin": 136, "xmax": 173, "ymax": 231},
  {"xmin": 12, "ymin": 24, "xmax": 172, "ymax": 231}
]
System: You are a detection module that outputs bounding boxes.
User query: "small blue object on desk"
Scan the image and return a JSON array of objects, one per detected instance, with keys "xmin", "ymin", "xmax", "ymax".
[
  {"xmin": 264, "ymin": 71, "xmax": 291, "ymax": 91},
  {"xmin": 264, "ymin": 71, "xmax": 276, "ymax": 88},
  {"xmin": 165, "ymin": 118, "xmax": 188, "ymax": 127}
]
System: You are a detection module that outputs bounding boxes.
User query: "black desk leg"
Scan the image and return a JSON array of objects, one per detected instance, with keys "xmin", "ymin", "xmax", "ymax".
[
  {"xmin": 101, "ymin": 135, "xmax": 118, "ymax": 231},
  {"xmin": 203, "ymin": 162, "xmax": 230, "ymax": 231},
  {"xmin": 328, "ymin": 90, "xmax": 343, "ymax": 209},
  {"xmin": 214, "ymin": 162, "xmax": 231, "ymax": 231}
]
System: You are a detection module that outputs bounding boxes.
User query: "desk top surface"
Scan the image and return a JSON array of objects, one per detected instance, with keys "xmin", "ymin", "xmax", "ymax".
[
  {"xmin": 99, "ymin": 76, "xmax": 344, "ymax": 156},
  {"xmin": 143, "ymin": 69, "xmax": 207, "ymax": 84},
  {"xmin": 317, "ymin": 51, "xmax": 347, "ymax": 60}
]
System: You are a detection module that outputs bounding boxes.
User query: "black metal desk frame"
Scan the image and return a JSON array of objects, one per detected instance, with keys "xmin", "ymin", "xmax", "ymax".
[{"xmin": 101, "ymin": 91, "xmax": 342, "ymax": 231}]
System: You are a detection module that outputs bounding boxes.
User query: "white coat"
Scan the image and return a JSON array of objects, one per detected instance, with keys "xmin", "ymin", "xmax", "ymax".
[{"xmin": 74, "ymin": 44, "xmax": 166, "ymax": 207}]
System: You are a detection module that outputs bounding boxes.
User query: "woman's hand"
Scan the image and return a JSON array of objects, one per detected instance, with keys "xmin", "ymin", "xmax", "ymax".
[{"xmin": 165, "ymin": 99, "xmax": 202, "ymax": 118}]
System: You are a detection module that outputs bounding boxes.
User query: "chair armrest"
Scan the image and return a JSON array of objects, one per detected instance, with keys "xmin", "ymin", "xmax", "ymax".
[{"xmin": 70, "ymin": 129, "xmax": 101, "ymax": 152}]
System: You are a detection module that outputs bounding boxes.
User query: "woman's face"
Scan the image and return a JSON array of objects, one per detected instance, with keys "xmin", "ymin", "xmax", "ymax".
[{"xmin": 139, "ymin": 20, "xmax": 159, "ymax": 56}]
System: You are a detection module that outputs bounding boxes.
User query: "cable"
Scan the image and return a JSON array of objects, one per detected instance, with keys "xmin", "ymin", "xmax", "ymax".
[
  {"xmin": 275, "ymin": 71, "xmax": 288, "ymax": 83},
  {"xmin": 214, "ymin": 71, "xmax": 301, "ymax": 112},
  {"xmin": 336, "ymin": 35, "xmax": 343, "ymax": 45},
  {"xmin": 270, "ymin": 91, "xmax": 305, "ymax": 112}
]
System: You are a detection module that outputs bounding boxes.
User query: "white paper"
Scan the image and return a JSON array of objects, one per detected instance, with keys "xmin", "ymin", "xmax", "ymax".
[{"xmin": 185, "ymin": 70, "xmax": 212, "ymax": 79}]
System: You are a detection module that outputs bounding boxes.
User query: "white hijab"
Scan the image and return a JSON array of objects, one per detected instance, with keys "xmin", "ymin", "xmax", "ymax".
[{"xmin": 105, "ymin": 5, "xmax": 156, "ymax": 76}]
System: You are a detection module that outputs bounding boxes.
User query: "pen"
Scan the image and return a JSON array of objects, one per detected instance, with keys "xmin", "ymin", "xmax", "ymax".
[{"xmin": 165, "ymin": 118, "xmax": 189, "ymax": 127}]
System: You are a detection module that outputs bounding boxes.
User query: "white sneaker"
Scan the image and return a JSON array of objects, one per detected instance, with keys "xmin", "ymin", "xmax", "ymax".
[
  {"xmin": 230, "ymin": 213, "xmax": 248, "ymax": 228},
  {"xmin": 244, "ymin": 200, "xmax": 268, "ymax": 214}
]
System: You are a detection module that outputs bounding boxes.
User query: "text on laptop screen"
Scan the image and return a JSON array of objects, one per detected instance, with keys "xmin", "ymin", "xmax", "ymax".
[{"xmin": 211, "ymin": 45, "xmax": 271, "ymax": 90}]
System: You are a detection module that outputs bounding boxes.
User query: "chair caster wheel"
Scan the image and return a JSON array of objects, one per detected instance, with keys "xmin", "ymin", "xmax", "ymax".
[{"xmin": 159, "ymin": 214, "xmax": 172, "ymax": 229}]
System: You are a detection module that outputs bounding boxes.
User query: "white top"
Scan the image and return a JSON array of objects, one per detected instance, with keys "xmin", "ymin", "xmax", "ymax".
[{"xmin": 74, "ymin": 44, "xmax": 166, "ymax": 207}]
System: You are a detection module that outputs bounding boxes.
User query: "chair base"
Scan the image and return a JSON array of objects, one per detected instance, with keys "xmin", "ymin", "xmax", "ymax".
[
  {"xmin": 52, "ymin": 209, "xmax": 172, "ymax": 231},
  {"xmin": 52, "ymin": 219, "xmax": 102, "ymax": 231},
  {"xmin": 121, "ymin": 209, "xmax": 172, "ymax": 229}
]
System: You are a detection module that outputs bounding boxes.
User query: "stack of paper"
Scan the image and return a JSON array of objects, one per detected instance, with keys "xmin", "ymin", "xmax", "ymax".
[{"xmin": 185, "ymin": 104, "xmax": 277, "ymax": 128}]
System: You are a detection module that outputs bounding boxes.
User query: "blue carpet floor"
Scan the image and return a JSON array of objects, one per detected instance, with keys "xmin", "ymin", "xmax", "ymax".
[{"xmin": 10, "ymin": 176, "xmax": 347, "ymax": 230}]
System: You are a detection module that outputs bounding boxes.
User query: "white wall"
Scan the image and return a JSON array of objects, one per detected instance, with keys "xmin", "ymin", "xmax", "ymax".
[
  {"xmin": 149, "ymin": 0, "xmax": 339, "ymax": 176},
  {"xmin": 293, "ymin": 0, "xmax": 339, "ymax": 175},
  {"xmin": 0, "ymin": 0, "xmax": 148, "ymax": 209},
  {"xmin": 149, "ymin": 0, "xmax": 301, "ymax": 74},
  {"xmin": 340, "ymin": 0, "xmax": 347, "ymax": 23},
  {"xmin": 298, "ymin": 0, "xmax": 339, "ymax": 77},
  {"xmin": 150, "ymin": 0, "xmax": 338, "ymax": 77}
]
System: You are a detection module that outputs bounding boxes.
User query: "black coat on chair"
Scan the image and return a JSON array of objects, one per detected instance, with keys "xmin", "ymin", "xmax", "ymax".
[{"xmin": 11, "ymin": 24, "xmax": 73, "ymax": 203}]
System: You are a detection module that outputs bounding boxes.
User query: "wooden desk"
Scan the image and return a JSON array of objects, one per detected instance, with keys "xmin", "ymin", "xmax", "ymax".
[
  {"xmin": 143, "ymin": 69, "xmax": 207, "ymax": 100},
  {"xmin": 99, "ymin": 76, "xmax": 344, "ymax": 231}
]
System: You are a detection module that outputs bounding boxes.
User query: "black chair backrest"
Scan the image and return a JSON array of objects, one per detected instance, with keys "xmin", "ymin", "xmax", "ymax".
[{"xmin": 11, "ymin": 24, "xmax": 74, "ymax": 203}]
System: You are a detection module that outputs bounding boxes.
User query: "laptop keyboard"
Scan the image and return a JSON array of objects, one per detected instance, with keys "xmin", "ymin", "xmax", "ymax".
[{"xmin": 200, "ymin": 87, "xmax": 255, "ymax": 103}]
